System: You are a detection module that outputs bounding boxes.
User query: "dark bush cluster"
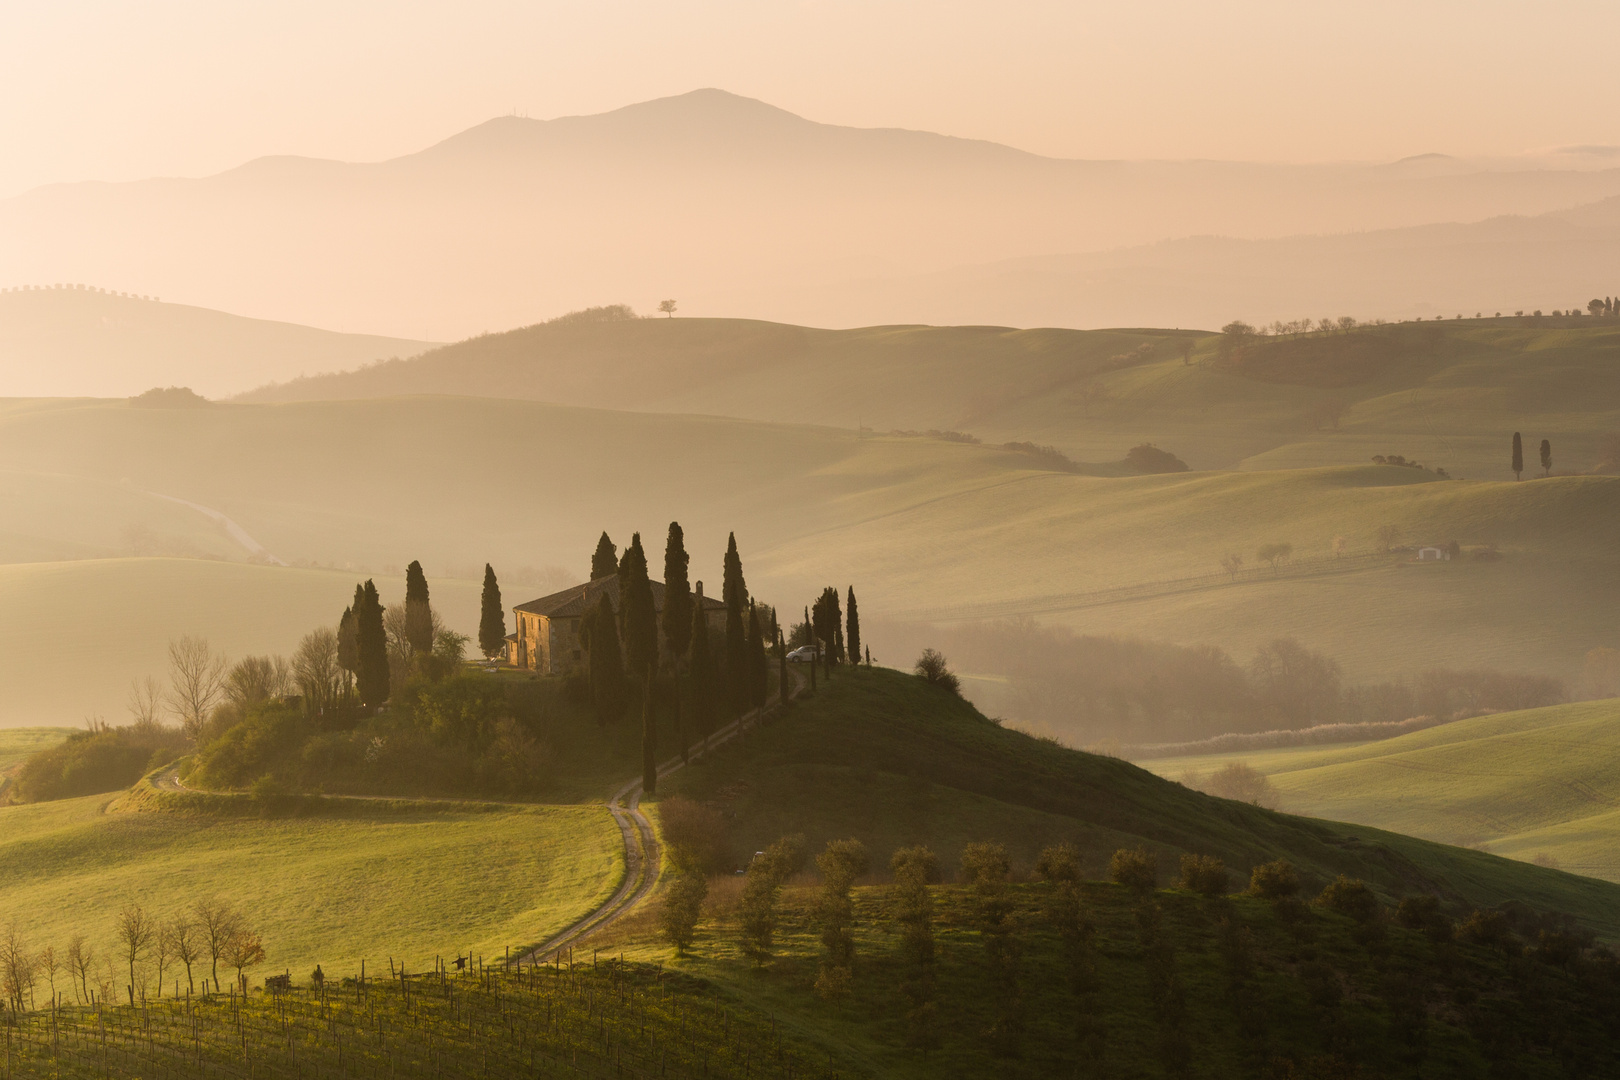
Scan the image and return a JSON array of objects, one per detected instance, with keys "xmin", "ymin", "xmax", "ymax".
[{"xmin": 9, "ymin": 722, "xmax": 187, "ymax": 803}]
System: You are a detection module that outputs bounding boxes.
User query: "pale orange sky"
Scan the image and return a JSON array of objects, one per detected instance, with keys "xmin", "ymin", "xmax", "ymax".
[{"xmin": 3, "ymin": 0, "xmax": 1619, "ymax": 198}]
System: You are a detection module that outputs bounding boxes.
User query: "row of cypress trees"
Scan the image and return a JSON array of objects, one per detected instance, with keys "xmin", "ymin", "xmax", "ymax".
[
  {"xmin": 335, "ymin": 560, "xmax": 441, "ymax": 709},
  {"xmin": 581, "ymin": 525, "xmax": 776, "ymax": 793}
]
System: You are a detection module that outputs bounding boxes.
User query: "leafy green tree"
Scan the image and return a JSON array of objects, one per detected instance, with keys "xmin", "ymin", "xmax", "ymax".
[
  {"xmin": 355, "ymin": 580, "xmax": 390, "ymax": 708},
  {"xmin": 404, "ymin": 561, "xmax": 433, "ymax": 656},
  {"xmin": 962, "ymin": 842, "xmax": 1024, "ymax": 1056},
  {"xmin": 1540, "ymin": 438, "xmax": 1552, "ymax": 477},
  {"xmin": 723, "ymin": 533, "xmax": 749, "ymax": 711},
  {"xmin": 591, "ymin": 532, "xmax": 618, "ymax": 580},
  {"xmin": 586, "ymin": 593, "xmax": 626, "ymax": 725},
  {"xmin": 1512, "ymin": 431, "xmax": 1523, "ymax": 480},
  {"xmin": 478, "ymin": 564, "xmax": 506, "ymax": 659},
  {"xmin": 815, "ymin": 839, "xmax": 871, "ymax": 1000},
  {"xmin": 846, "ymin": 587, "xmax": 861, "ymax": 671},
  {"xmin": 890, "ymin": 846, "xmax": 939, "ymax": 1051},
  {"xmin": 660, "ymin": 874, "xmax": 706, "ymax": 955},
  {"xmin": 740, "ymin": 834, "xmax": 805, "ymax": 965}
]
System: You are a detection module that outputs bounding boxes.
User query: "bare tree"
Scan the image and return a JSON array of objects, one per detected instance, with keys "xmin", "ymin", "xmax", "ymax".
[
  {"xmin": 166, "ymin": 636, "xmax": 227, "ymax": 740},
  {"xmin": 67, "ymin": 934, "xmax": 92, "ymax": 1003},
  {"xmin": 1376, "ymin": 524, "xmax": 1402, "ymax": 552},
  {"xmin": 1, "ymin": 921, "xmax": 38, "ymax": 1012},
  {"xmin": 1220, "ymin": 553, "xmax": 1244, "ymax": 580},
  {"xmin": 193, "ymin": 898, "xmax": 238, "ymax": 992},
  {"xmin": 222, "ymin": 924, "xmax": 265, "ymax": 992},
  {"xmin": 116, "ymin": 903, "xmax": 154, "ymax": 1003},
  {"xmin": 38, "ymin": 945, "xmax": 59, "ymax": 1006},
  {"xmin": 657, "ymin": 299, "xmax": 677, "ymax": 317},
  {"xmin": 127, "ymin": 675, "xmax": 165, "ymax": 731},
  {"xmin": 152, "ymin": 919, "xmax": 172, "ymax": 998},
  {"xmin": 169, "ymin": 916, "xmax": 200, "ymax": 995},
  {"xmin": 292, "ymin": 627, "xmax": 343, "ymax": 714},
  {"xmin": 223, "ymin": 655, "xmax": 291, "ymax": 709}
]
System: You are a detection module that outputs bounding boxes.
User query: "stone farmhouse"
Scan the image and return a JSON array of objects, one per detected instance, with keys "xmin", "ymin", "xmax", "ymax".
[{"xmin": 506, "ymin": 574, "xmax": 728, "ymax": 675}]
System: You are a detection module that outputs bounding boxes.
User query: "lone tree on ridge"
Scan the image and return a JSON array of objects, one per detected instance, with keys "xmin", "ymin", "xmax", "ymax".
[
  {"xmin": 1540, "ymin": 438, "xmax": 1552, "ymax": 477},
  {"xmin": 1512, "ymin": 431, "xmax": 1524, "ymax": 481},
  {"xmin": 658, "ymin": 299, "xmax": 677, "ymax": 317}
]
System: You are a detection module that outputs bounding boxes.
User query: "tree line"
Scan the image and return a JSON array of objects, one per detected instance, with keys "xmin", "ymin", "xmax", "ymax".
[{"xmin": 2, "ymin": 898, "xmax": 263, "ymax": 1014}]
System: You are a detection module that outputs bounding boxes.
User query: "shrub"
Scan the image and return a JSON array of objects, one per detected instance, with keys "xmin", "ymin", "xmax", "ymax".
[
  {"xmin": 914, "ymin": 649, "xmax": 961, "ymax": 696},
  {"xmin": 1458, "ymin": 909, "xmax": 1519, "ymax": 953},
  {"xmin": 1246, "ymin": 859, "xmax": 1299, "ymax": 900},
  {"xmin": 1124, "ymin": 443, "xmax": 1190, "ymax": 474},
  {"xmin": 1110, "ymin": 848, "xmax": 1158, "ymax": 895},
  {"xmin": 1178, "ymin": 854, "xmax": 1230, "ymax": 897},
  {"xmin": 1396, "ymin": 893, "xmax": 1452, "ymax": 941},
  {"xmin": 1316, "ymin": 876, "xmax": 1380, "ymax": 923},
  {"xmin": 1198, "ymin": 762, "xmax": 1281, "ymax": 809},
  {"xmin": 10, "ymin": 722, "xmax": 187, "ymax": 803},
  {"xmin": 657, "ymin": 796, "xmax": 730, "ymax": 875}
]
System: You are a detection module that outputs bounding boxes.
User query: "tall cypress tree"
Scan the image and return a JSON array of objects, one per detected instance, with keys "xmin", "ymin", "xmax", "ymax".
[
  {"xmin": 1512, "ymin": 431, "xmax": 1524, "ymax": 480},
  {"xmin": 337, "ymin": 602, "xmax": 358, "ymax": 701},
  {"xmin": 591, "ymin": 532, "xmax": 618, "ymax": 580},
  {"xmin": 723, "ymin": 534, "xmax": 749, "ymax": 712},
  {"xmin": 1540, "ymin": 438, "xmax": 1552, "ymax": 477},
  {"xmin": 689, "ymin": 583, "xmax": 715, "ymax": 751},
  {"xmin": 355, "ymin": 580, "xmax": 390, "ymax": 708},
  {"xmin": 661, "ymin": 523, "xmax": 693, "ymax": 663},
  {"xmin": 778, "ymin": 628, "xmax": 789, "ymax": 707},
  {"xmin": 404, "ymin": 560, "xmax": 433, "ymax": 656},
  {"xmin": 587, "ymin": 593, "xmax": 626, "ymax": 725},
  {"xmin": 748, "ymin": 601, "xmax": 768, "ymax": 709},
  {"xmin": 478, "ymin": 564, "xmax": 506, "ymax": 659},
  {"xmin": 812, "ymin": 586, "xmax": 842, "ymax": 674},
  {"xmin": 846, "ymin": 587, "xmax": 861, "ymax": 670},
  {"xmin": 620, "ymin": 534, "xmax": 659, "ymax": 677}
]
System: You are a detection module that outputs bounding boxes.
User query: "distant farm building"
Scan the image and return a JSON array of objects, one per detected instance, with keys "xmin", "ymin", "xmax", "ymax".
[
  {"xmin": 1416, "ymin": 545, "xmax": 1454, "ymax": 561},
  {"xmin": 507, "ymin": 574, "xmax": 727, "ymax": 675}
]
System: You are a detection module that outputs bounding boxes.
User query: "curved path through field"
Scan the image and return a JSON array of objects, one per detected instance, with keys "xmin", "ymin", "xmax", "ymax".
[{"xmin": 517, "ymin": 667, "xmax": 808, "ymax": 964}]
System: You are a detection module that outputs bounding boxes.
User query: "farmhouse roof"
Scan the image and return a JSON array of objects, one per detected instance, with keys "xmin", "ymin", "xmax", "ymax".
[{"xmin": 513, "ymin": 573, "xmax": 728, "ymax": 620}]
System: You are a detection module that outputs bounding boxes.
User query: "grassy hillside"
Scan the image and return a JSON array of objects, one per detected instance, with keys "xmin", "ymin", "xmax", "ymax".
[
  {"xmin": 0, "ymin": 286, "xmax": 430, "ymax": 399},
  {"xmin": 239, "ymin": 315, "xmax": 1620, "ymax": 477},
  {"xmin": 0, "ymin": 789, "xmax": 620, "ymax": 980},
  {"xmin": 1142, "ymin": 699, "xmax": 1620, "ymax": 882},
  {"xmin": 658, "ymin": 667, "xmax": 1620, "ymax": 938}
]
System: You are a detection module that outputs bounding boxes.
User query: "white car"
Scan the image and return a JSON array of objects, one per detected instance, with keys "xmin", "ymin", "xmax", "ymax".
[{"xmin": 786, "ymin": 645, "xmax": 820, "ymax": 663}]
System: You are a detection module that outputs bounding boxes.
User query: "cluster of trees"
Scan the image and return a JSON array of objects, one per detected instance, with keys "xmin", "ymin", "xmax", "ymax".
[
  {"xmin": 2, "ymin": 899, "xmax": 262, "ymax": 1014},
  {"xmin": 1587, "ymin": 297, "xmax": 1619, "ymax": 317},
  {"xmin": 904, "ymin": 619, "xmax": 1564, "ymax": 745}
]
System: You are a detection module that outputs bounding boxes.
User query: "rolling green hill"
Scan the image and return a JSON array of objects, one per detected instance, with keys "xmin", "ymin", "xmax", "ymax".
[
  {"xmin": 0, "ymin": 790, "xmax": 620, "ymax": 982},
  {"xmin": 1, "ymin": 392, "xmax": 1615, "ymax": 725},
  {"xmin": 238, "ymin": 315, "xmax": 1620, "ymax": 478},
  {"xmin": 661, "ymin": 667, "xmax": 1620, "ymax": 938},
  {"xmin": 1142, "ymin": 699, "xmax": 1620, "ymax": 882}
]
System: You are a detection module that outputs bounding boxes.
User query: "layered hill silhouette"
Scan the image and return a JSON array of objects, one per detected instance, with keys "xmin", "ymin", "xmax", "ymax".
[
  {"xmin": 7, "ymin": 88, "xmax": 1620, "ymax": 338},
  {"xmin": 0, "ymin": 286, "xmax": 430, "ymax": 398}
]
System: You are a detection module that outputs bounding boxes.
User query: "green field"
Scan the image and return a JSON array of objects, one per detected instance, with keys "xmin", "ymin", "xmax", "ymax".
[
  {"xmin": 0, "ymin": 791, "xmax": 621, "ymax": 981},
  {"xmin": 1142, "ymin": 698, "xmax": 1620, "ymax": 882}
]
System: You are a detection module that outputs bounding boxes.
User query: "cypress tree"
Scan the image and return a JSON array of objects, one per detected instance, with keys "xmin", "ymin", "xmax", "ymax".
[
  {"xmin": 642, "ymin": 652, "xmax": 658, "ymax": 795},
  {"xmin": 591, "ymin": 532, "xmax": 618, "ymax": 580},
  {"xmin": 846, "ymin": 587, "xmax": 861, "ymax": 670},
  {"xmin": 587, "ymin": 593, "xmax": 626, "ymax": 725},
  {"xmin": 689, "ymin": 583, "xmax": 715, "ymax": 751},
  {"xmin": 812, "ymin": 587, "xmax": 842, "ymax": 675},
  {"xmin": 355, "ymin": 580, "xmax": 390, "ymax": 708},
  {"xmin": 723, "ymin": 534, "xmax": 749, "ymax": 713},
  {"xmin": 478, "ymin": 564, "xmax": 506, "ymax": 659},
  {"xmin": 778, "ymin": 629, "xmax": 789, "ymax": 707},
  {"xmin": 748, "ymin": 601, "xmax": 768, "ymax": 709},
  {"xmin": 1512, "ymin": 431, "xmax": 1524, "ymax": 480},
  {"xmin": 404, "ymin": 560, "xmax": 433, "ymax": 656},
  {"xmin": 620, "ymin": 534, "xmax": 659, "ymax": 676},
  {"xmin": 1540, "ymin": 438, "xmax": 1552, "ymax": 477},
  {"xmin": 661, "ymin": 522, "xmax": 693, "ymax": 662},
  {"xmin": 337, "ymin": 602, "xmax": 358, "ymax": 701}
]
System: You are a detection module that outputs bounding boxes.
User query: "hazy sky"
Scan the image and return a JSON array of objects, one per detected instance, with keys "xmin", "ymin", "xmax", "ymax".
[{"xmin": 3, "ymin": 1, "xmax": 1620, "ymax": 198}]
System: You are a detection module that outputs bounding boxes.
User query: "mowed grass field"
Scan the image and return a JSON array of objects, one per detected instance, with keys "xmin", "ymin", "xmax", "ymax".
[
  {"xmin": 0, "ymin": 792, "xmax": 621, "ymax": 982},
  {"xmin": 0, "ymin": 558, "xmax": 486, "ymax": 727},
  {"xmin": 1142, "ymin": 698, "xmax": 1620, "ymax": 882}
]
